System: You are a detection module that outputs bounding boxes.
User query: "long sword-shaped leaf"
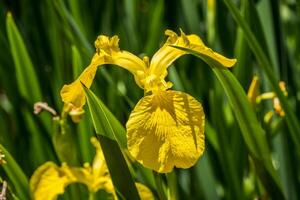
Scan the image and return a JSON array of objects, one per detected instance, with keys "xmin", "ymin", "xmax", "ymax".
[
  {"xmin": 170, "ymin": 46, "xmax": 285, "ymax": 199},
  {"xmin": 222, "ymin": 0, "xmax": 300, "ymax": 156},
  {"xmin": 83, "ymin": 85, "xmax": 127, "ymax": 148},
  {"xmin": 0, "ymin": 145, "xmax": 29, "ymax": 200},
  {"xmin": 6, "ymin": 13, "xmax": 51, "ymax": 135},
  {"xmin": 6, "ymin": 13, "xmax": 41, "ymax": 102},
  {"xmin": 83, "ymin": 87, "xmax": 140, "ymax": 200},
  {"xmin": 82, "ymin": 84, "xmax": 155, "ymax": 190},
  {"xmin": 71, "ymin": 45, "xmax": 94, "ymax": 163},
  {"xmin": 211, "ymin": 67, "xmax": 284, "ymax": 199}
]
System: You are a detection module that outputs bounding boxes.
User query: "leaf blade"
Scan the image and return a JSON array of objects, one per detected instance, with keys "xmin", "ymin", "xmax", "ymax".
[
  {"xmin": 171, "ymin": 45, "xmax": 285, "ymax": 199},
  {"xmin": 6, "ymin": 13, "xmax": 42, "ymax": 103},
  {"xmin": 0, "ymin": 145, "xmax": 29, "ymax": 200},
  {"xmin": 83, "ymin": 87, "xmax": 140, "ymax": 200}
]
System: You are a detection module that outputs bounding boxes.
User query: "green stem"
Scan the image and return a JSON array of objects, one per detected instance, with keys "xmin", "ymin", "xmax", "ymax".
[
  {"xmin": 153, "ymin": 171, "xmax": 167, "ymax": 200},
  {"xmin": 166, "ymin": 171, "xmax": 178, "ymax": 200},
  {"xmin": 88, "ymin": 192, "xmax": 95, "ymax": 200}
]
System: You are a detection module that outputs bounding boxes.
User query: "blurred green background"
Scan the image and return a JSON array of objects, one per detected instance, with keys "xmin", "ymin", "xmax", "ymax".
[{"xmin": 0, "ymin": 0, "xmax": 300, "ymax": 199}]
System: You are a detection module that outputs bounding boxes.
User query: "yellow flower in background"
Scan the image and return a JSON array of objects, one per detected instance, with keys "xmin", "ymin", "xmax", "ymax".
[
  {"xmin": 247, "ymin": 75, "xmax": 287, "ymax": 122},
  {"xmin": 0, "ymin": 149, "xmax": 6, "ymax": 165},
  {"xmin": 30, "ymin": 137, "xmax": 154, "ymax": 200},
  {"xmin": 60, "ymin": 30, "xmax": 236, "ymax": 173}
]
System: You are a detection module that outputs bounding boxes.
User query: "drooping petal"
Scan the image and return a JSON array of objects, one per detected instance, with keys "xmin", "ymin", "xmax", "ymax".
[
  {"xmin": 66, "ymin": 165, "xmax": 112, "ymax": 193},
  {"xmin": 149, "ymin": 29, "xmax": 236, "ymax": 82},
  {"xmin": 60, "ymin": 35, "xmax": 147, "ymax": 108},
  {"xmin": 90, "ymin": 137, "xmax": 106, "ymax": 177},
  {"xmin": 30, "ymin": 162, "xmax": 74, "ymax": 200},
  {"xmin": 29, "ymin": 138, "xmax": 112, "ymax": 199},
  {"xmin": 126, "ymin": 90, "xmax": 205, "ymax": 173}
]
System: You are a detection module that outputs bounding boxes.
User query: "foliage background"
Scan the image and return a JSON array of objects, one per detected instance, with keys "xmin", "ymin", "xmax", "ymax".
[{"xmin": 0, "ymin": 0, "xmax": 300, "ymax": 199}]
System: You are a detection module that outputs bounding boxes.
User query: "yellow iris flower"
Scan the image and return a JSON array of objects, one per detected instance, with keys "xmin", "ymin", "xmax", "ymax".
[
  {"xmin": 30, "ymin": 137, "xmax": 154, "ymax": 200},
  {"xmin": 60, "ymin": 29, "xmax": 236, "ymax": 173}
]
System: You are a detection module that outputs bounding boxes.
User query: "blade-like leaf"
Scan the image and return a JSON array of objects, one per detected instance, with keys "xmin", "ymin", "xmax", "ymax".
[
  {"xmin": 6, "ymin": 12, "xmax": 52, "ymax": 135},
  {"xmin": 72, "ymin": 45, "xmax": 84, "ymax": 79},
  {"xmin": 71, "ymin": 45, "xmax": 94, "ymax": 163},
  {"xmin": 0, "ymin": 145, "xmax": 29, "ymax": 200},
  {"xmin": 222, "ymin": 0, "xmax": 300, "ymax": 158},
  {"xmin": 82, "ymin": 85, "xmax": 155, "ymax": 190},
  {"xmin": 6, "ymin": 13, "xmax": 41, "ymax": 103},
  {"xmin": 211, "ymin": 67, "xmax": 284, "ymax": 199},
  {"xmin": 52, "ymin": 117, "xmax": 78, "ymax": 165},
  {"xmin": 83, "ymin": 85, "xmax": 127, "ymax": 148},
  {"xmin": 83, "ymin": 86, "xmax": 140, "ymax": 200},
  {"xmin": 171, "ymin": 46, "xmax": 284, "ymax": 199}
]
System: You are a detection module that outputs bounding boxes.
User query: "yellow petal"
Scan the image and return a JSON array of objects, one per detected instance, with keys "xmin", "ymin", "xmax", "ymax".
[
  {"xmin": 135, "ymin": 183, "xmax": 155, "ymax": 200},
  {"xmin": 90, "ymin": 137, "xmax": 108, "ymax": 180},
  {"xmin": 247, "ymin": 75, "xmax": 259, "ymax": 104},
  {"xmin": 30, "ymin": 162, "xmax": 73, "ymax": 200},
  {"xmin": 60, "ymin": 35, "xmax": 146, "ymax": 108},
  {"xmin": 30, "ymin": 137, "xmax": 112, "ymax": 198},
  {"xmin": 273, "ymin": 97, "xmax": 285, "ymax": 117},
  {"xmin": 69, "ymin": 105, "xmax": 85, "ymax": 123},
  {"xmin": 149, "ymin": 29, "xmax": 236, "ymax": 81},
  {"xmin": 109, "ymin": 182, "xmax": 154, "ymax": 200},
  {"xmin": 126, "ymin": 90, "xmax": 205, "ymax": 173},
  {"xmin": 0, "ymin": 149, "xmax": 6, "ymax": 165},
  {"xmin": 67, "ymin": 137, "xmax": 111, "ymax": 192},
  {"xmin": 66, "ymin": 166, "xmax": 112, "ymax": 193}
]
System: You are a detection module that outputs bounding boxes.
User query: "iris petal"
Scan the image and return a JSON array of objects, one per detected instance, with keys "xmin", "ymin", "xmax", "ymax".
[
  {"xmin": 30, "ymin": 138, "xmax": 154, "ymax": 199},
  {"xmin": 136, "ymin": 183, "xmax": 155, "ymax": 200},
  {"xmin": 30, "ymin": 162, "xmax": 73, "ymax": 200},
  {"xmin": 149, "ymin": 30, "xmax": 236, "ymax": 81},
  {"xmin": 126, "ymin": 90, "xmax": 205, "ymax": 173},
  {"xmin": 60, "ymin": 35, "xmax": 146, "ymax": 108}
]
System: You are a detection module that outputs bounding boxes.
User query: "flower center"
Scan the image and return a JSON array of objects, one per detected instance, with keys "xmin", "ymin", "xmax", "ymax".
[{"xmin": 135, "ymin": 56, "xmax": 173, "ymax": 94}]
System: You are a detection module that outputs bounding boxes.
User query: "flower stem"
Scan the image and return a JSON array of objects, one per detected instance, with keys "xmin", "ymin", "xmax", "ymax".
[
  {"xmin": 153, "ymin": 171, "xmax": 167, "ymax": 200},
  {"xmin": 88, "ymin": 192, "xmax": 95, "ymax": 200},
  {"xmin": 166, "ymin": 171, "xmax": 178, "ymax": 200}
]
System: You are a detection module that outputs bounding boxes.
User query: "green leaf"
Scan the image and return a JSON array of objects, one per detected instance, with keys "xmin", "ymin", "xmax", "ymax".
[
  {"xmin": 83, "ymin": 85, "xmax": 155, "ymax": 190},
  {"xmin": 72, "ymin": 45, "xmax": 84, "ymax": 79},
  {"xmin": 194, "ymin": 155, "xmax": 220, "ymax": 200},
  {"xmin": 222, "ymin": 0, "xmax": 300, "ymax": 158},
  {"xmin": 0, "ymin": 145, "xmax": 29, "ymax": 200},
  {"xmin": 23, "ymin": 110, "xmax": 54, "ymax": 167},
  {"xmin": 180, "ymin": 0, "xmax": 201, "ymax": 34},
  {"xmin": 6, "ymin": 13, "xmax": 41, "ymax": 103},
  {"xmin": 209, "ymin": 88, "xmax": 244, "ymax": 199},
  {"xmin": 83, "ymin": 86, "xmax": 127, "ymax": 148},
  {"xmin": 52, "ymin": 117, "xmax": 79, "ymax": 165},
  {"xmin": 71, "ymin": 45, "xmax": 94, "ymax": 163},
  {"xmin": 83, "ymin": 87, "xmax": 140, "ymax": 200},
  {"xmin": 144, "ymin": 0, "xmax": 164, "ymax": 54},
  {"xmin": 166, "ymin": 171, "xmax": 178, "ymax": 200},
  {"xmin": 211, "ymin": 67, "xmax": 284, "ymax": 199},
  {"xmin": 171, "ymin": 46, "xmax": 284, "ymax": 199},
  {"xmin": 233, "ymin": 0, "xmax": 252, "ymax": 88},
  {"xmin": 123, "ymin": 0, "xmax": 138, "ymax": 51},
  {"xmin": 6, "ymin": 12, "xmax": 52, "ymax": 135}
]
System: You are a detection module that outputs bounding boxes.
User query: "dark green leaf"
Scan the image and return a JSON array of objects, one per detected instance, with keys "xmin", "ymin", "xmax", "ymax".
[
  {"xmin": 6, "ymin": 13, "xmax": 41, "ymax": 103},
  {"xmin": 0, "ymin": 145, "xmax": 29, "ymax": 200},
  {"xmin": 83, "ymin": 86, "xmax": 127, "ymax": 148},
  {"xmin": 171, "ymin": 45, "xmax": 285, "ymax": 199},
  {"xmin": 83, "ymin": 87, "xmax": 140, "ymax": 200}
]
